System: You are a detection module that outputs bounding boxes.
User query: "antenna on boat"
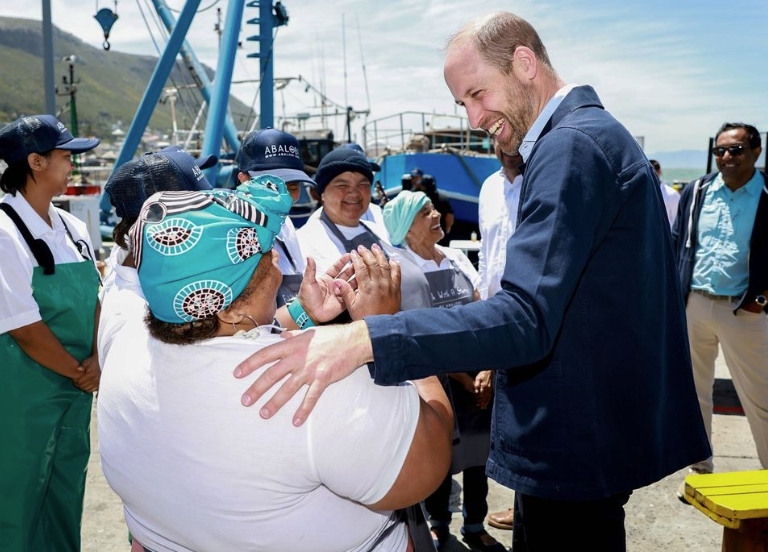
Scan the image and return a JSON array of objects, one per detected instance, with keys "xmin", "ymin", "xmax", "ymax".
[
  {"xmin": 342, "ymin": 13, "xmax": 349, "ymax": 111},
  {"xmin": 355, "ymin": 14, "xmax": 371, "ymax": 118}
]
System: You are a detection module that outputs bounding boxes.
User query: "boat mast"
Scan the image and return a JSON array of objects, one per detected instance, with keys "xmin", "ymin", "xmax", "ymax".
[
  {"xmin": 151, "ymin": 0, "xmax": 241, "ymax": 153},
  {"xmin": 42, "ymin": 0, "xmax": 56, "ymax": 115},
  {"xmin": 113, "ymin": 0, "xmax": 288, "ymax": 177},
  {"xmin": 200, "ymin": 0, "xmax": 245, "ymax": 171},
  {"xmin": 113, "ymin": 0, "xmax": 202, "ymax": 170}
]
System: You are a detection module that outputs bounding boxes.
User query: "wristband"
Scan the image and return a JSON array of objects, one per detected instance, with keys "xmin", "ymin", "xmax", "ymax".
[{"xmin": 287, "ymin": 298, "xmax": 315, "ymax": 329}]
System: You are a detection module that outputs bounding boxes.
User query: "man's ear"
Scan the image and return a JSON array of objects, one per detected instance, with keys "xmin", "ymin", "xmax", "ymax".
[{"xmin": 513, "ymin": 46, "xmax": 537, "ymax": 80}]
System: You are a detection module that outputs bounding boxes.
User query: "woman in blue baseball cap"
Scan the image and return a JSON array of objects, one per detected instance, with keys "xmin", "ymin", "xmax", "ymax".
[
  {"xmin": 0, "ymin": 115, "xmax": 101, "ymax": 551},
  {"xmin": 236, "ymin": 128, "xmax": 316, "ymax": 308},
  {"xmin": 97, "ymin": 177, "xmax": 453, "ymax": 552}
]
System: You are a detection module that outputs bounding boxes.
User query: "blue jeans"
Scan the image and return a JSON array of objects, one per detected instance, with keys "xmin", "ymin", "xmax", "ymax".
[{"xmin": 424, "ymin": 465, "xmax": 489, "ymax": 533}]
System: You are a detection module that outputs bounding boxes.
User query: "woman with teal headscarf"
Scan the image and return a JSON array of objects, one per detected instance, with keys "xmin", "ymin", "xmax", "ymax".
[
  {"xmin": 98, "ymin": 178, "xmax": 453, "ymax": 552},
  {"xmin": 0, "ymin": 115, "xmax": 101, "ymax": 551},
  {"xmin": 383, "ymin": 191, "xmax": 505, "ymax": 552}
]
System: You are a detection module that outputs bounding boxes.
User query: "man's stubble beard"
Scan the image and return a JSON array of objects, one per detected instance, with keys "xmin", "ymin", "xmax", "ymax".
[{"xmin": 497, "ymin": 78, "xmax": 536, "ymax": 156}]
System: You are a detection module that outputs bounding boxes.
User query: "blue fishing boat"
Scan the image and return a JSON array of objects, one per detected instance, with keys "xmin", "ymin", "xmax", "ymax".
[{"xmin": 363, "ymin": 112, "xmax": 500, "ymax": 232}]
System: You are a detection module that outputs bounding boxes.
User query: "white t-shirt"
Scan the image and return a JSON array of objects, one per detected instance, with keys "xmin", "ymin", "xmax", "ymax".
[
  {"xmin": 659, "ymin": 180, "xmax": 680, "ymax": 228},
  {"xmin": 98, "ymin": 316, "xmax": 420, "ymax": 552},
  {"xmin": 0, "ymin": 193, "xmax": 96, "ymax": 334},
  {"xmin": 97, "ymin": 253, "xmax": 145, "ymax": 364},
  {"xmin": 298, "ymin": 208, "xmax": 392, "ymax": 274},
  {"xmin": 477, "ymin": 170, "xmax": 522, "ymax": 299}
]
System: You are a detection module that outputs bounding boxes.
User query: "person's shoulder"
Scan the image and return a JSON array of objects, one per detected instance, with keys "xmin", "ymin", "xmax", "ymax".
[
  {"xmin": 680, "ymin": 172, "xmax": 717, "ymax": 195},
  {"xmin": 320, "ymin": 366, "xmax": 418, "ymax": 410}
]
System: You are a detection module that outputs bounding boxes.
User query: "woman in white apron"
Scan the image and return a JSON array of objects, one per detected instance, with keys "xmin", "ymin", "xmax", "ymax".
[
  {"xmin": 298, "ymin": 148, "xmax": 431, "ymax": 312},
  {"xmin": 0, "ymin": 115, "xmax": 101, "ymax": 552},
  {"xmin": 383, "ymin": 190, "xmax": 505, "ymax": 552}
]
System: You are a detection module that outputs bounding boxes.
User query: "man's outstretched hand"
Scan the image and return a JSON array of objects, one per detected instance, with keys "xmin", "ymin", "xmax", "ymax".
[
  {"xmin": 235, "ymin": 244, "xmax": 401, "ymax": 426},
  {"xmin": 234, "ymin": 321, "xmax": 373, "ymax": 426}
]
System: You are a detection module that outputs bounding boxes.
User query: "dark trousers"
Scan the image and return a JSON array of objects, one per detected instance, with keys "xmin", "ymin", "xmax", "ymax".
[
  {"xmin": 512, "ymin": 490, "xmax": 632, "ymax": 552},
  {"xmin": 424, "ymin": 465, "xmax": 489, "ymax": 529}
]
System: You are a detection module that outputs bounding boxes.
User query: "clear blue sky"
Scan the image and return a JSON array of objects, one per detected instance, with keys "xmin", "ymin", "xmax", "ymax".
[{"xmin": 6, "ymin": 0, "xmax": 768, "ymax": 153}]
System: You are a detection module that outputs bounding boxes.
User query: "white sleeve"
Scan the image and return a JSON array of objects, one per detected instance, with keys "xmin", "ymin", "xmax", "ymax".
[
  {"xmin": 306, "ymin": 367, "xmax": 421, "ymax": 505},
  {"xmin": 0, "ymin": 227, "xmax": 41, "ymax": 333},
  {"xmin": 477, "ymin": 192, "xmax": 491, "ymax": 300}
]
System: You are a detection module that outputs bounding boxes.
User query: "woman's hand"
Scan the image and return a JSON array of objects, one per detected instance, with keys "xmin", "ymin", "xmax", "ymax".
[
  {"xmin": 474, "ymin": 370, "xmax": 494, "ymax": 410},
  {"xmin": 73, "ymin": 355, "xmax": 101, "ymax": 393},
  {"xmin": 298, "ymin": 254, "xmax": 353, "ymax": 324},
  {"xmin": 342, "ymin": 244, "xmax": 401, "ymax": 320}
]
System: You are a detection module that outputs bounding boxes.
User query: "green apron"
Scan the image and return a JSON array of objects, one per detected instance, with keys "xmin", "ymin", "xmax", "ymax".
[{"xmin": 0, "ymin": 260, "xmax": 100, "ymax": 552}]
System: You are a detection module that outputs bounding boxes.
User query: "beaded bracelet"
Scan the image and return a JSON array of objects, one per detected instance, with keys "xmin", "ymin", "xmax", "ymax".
[{"xmin": 287, "ymin": 298, "xmax": 316, "ymax": 330}]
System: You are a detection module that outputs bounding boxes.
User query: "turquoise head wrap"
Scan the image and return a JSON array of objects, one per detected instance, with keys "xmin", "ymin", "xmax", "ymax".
[
  {"xmin": 382, "ymin": 190, "xmax": 430, "ymax": 246},
  {"xmin": 131, "ymin": 175, "xmax": 293, "ymax": 323}
]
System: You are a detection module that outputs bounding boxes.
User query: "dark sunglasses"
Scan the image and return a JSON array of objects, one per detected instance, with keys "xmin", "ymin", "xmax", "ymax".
[{"xmin": 711, "ymin": 145, "xmax": 746, "ymax": 157}]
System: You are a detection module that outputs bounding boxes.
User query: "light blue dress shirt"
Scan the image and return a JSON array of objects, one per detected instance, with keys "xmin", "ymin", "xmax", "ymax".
[{"xmin": 691, "ymin": 170, "xmax": 763, "ymax": 296}]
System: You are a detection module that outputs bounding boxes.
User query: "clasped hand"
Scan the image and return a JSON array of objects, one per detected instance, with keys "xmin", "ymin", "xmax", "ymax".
[
  {"xmin": 296, "ymin": 243, "xmax": 401, "ymax": 324},
  {"xmin": 234, "ymin": 244, "xmax": 401, "ymax": 425}
]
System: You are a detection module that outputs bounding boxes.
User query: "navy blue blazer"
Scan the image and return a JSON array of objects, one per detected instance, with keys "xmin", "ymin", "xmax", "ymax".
[{"xmin": 365, "ymin": 85, "xmax": 710, "ymax": 500}]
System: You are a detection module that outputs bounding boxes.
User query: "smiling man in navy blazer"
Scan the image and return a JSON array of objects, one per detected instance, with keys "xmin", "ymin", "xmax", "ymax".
[{"xmin": 235, "ymin": 12, "xmax": 711, "ymax": 552}]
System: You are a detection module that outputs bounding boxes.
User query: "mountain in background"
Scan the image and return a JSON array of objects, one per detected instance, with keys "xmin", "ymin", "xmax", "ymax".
[
  {"xmin": 0, "ymin": 16, "xmax": 256, "ymax": 142},
  {"xmin": 647, "ymin": 149, "xmax": 710, "ymax": 169}
]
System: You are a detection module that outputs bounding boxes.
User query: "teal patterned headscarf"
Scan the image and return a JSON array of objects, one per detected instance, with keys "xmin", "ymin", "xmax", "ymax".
[
  {"xmin": 382, "ymin": 190, "xmax": 430, "ymax": 246},
  {"xmin": 131, "ymin": 175, "xmax": 293, "ymax": 323}
]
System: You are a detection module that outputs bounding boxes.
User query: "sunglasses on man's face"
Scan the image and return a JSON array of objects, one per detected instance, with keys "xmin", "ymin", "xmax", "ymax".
[{"xmin": 711, "ymin": 145, "xmax": 747, "ymax": 157}]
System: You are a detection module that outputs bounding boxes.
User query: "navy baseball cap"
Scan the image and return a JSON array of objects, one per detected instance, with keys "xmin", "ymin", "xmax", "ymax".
[
  {"xmin": 161, "ymin": 145, "xmax": 218, "ymax": 170},
  {"xmin": 237, "ymin": 128, "xmax": 314, "ymax": 186},
  {"xmin": 0, "ymin": 115, "xmax": 100, "ymax": 165},
  {"xmin": 410, "ymin": 167, "xmax": 424, "ymax": 178},
  {"xmin": 341, "ymin": 142, "xmax": 381, "ymax": 172},
  {"xmin": 105, "ymin": 148, "xmax": 213, "ymax": 220}
]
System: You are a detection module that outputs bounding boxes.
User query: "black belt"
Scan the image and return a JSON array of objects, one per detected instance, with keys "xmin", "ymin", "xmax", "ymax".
[{"xmin": 691, "ymin": 288, "xmax": 740, "ymax": 302}]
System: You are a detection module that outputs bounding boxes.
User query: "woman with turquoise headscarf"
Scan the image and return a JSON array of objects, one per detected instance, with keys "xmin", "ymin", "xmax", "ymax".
[
  {"xmin": 0, "ymin": 115, "xmax": 101, "ymax": 551},
  {"xmin": 98, "ymin": 177, "xmax": 453, "ymax": 552},
  {"xmin": 383, "ymin": 191, "xmax": 505, "ymax": 552}
]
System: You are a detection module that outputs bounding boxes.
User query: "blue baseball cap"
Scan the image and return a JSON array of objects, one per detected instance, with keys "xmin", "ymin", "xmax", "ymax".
[
  {"xmin": 0, "ymin": 114, "xmax": 100, "ymax": 164},
  {"xmin": 341, "ymin": 142, "xmax": 381, "ymax": 172},
  {"xmin": 410, "ymin": 167, "xmax": 424, "ymax": 178},
  {"xmin": 237, "ymin": 128, "xmax": 314, "ymax": 186},
  {"xmin": 105, "ymin": 147, "xmax": 213, "ymax": 220},
  {"xmin": 161, "ymin": 145, "xmax": 219, "ymax": 170}
]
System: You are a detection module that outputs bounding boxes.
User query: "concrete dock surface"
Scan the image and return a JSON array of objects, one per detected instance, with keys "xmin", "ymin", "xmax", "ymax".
[{"xmin": 81, "ymin": 350, "xmax": 761, "ymax": 551}]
